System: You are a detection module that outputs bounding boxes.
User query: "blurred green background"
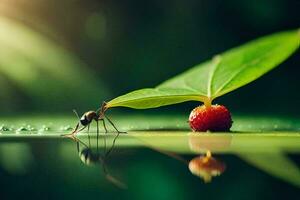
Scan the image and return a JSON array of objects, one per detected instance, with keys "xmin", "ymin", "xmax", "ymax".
[
  {"xmin": 0, "ymin": 0, "xmax": 299, "ymax": 115},
  {"xmin": 0, "ymin": 1, "xmax": 300, "ymax": 200}
]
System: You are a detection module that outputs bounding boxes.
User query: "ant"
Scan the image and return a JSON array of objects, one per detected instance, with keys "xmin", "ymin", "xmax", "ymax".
[{"xmin": 62, "ymin": 102, "xmax": 126, "ymax": 142}]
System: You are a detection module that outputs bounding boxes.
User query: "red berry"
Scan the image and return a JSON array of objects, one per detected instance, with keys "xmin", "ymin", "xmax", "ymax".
[{"xmin": 189, "ymin": 104, "xmax": 232, "ymax": 132}]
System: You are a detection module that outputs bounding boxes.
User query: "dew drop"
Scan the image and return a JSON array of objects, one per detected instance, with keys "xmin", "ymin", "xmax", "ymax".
[
  {"xmin": 0, "ymin": 125, "xmax": 10, "ymax": 131},
  {"xmin": 61, "ymin": 125, "xmax": 73, "ymax": 131},
  {"xmin": 39, "ymin": 125, "xmax": 50, "ymax": 131},
  {"xmin": 16, "ymin": 126, "xmax": 28, "ymax": 132},
  {"xmin": 26, "ymin": 125, "xmax": 36, "ymax": 131}
]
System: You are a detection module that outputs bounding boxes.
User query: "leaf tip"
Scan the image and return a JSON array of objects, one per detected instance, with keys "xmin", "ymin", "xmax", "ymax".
[{"xmin": 212, "ymin": 55, "xmax": 222, "ymax": 64}]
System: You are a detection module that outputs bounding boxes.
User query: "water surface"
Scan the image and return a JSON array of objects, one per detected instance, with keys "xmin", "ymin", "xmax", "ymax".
[{"xmin": 0, "ymin": 115, "xmax": 299, "ymax": 199}]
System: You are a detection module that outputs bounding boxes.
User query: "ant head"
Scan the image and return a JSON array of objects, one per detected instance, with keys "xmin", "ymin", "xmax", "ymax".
[
  {"xmin": 75, "ymin": 111, "xmax": 97, "ymax": 126},
  {"xmin": 80, "ymin": 148, "xmax": 100, "ymax": 165}
]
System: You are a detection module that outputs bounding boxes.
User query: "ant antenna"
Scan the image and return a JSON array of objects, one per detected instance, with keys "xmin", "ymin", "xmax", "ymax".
[
  {"xmin": 73, "ymin": 109, "xmax": 80, "ymax": 120},
  {"xmin": 99, "ymin": 157, "xmax": 127, "ymax": 189}
]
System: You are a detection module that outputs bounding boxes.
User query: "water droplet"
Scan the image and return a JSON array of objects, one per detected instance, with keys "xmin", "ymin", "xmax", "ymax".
[
  {"xmin": 39, "ymin": 125, "xmax": 50, "ymax": 131},
  {"xmin": 26, "ymin": 125, "xmax": 36, "ymax": 131},
  {"xmin": 61, "ymin": 125, "xmax": 73, "ymax": 131},
  {"xmin": 16, "ymin": 126, "xmax": 28, "ymax": 132},
  {"xmin": 0, "ymin": 125, "xmax": 10, "ymax": 131}
]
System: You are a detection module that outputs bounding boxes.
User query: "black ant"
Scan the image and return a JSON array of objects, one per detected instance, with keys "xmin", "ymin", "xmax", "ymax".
[{"xmin": 62, "ymin": 102, "xmax": 126, "ymax": 141}]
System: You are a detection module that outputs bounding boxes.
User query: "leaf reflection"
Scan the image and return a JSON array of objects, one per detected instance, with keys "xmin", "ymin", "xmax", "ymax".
[
  {"xmin": 135, "ymin": 132, "xmax": 300, "ymax": 185},
  {"xmin": 239, "ymin": 152, "xmax": 300, "ymax": 188}
]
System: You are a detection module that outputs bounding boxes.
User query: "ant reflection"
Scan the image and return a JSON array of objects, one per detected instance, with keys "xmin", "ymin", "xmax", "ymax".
[{"xmin": 76, "ymin": 135, "xmax": 127, "ymax": 189}]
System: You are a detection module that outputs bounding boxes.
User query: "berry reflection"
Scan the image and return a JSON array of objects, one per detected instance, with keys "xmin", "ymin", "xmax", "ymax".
[{"xmin": 189, "ymin": 151, "xmax": 226, "ymax": 183}]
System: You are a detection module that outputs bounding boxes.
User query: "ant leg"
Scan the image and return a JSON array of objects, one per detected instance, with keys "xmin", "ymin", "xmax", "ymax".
[
  {"xmin": 76, "ymin": 141, "xmax": 80, "ymax": 153},
  {"xmin": 102, "ymin": 119, "xmax": 108, "ymax": 153},
  {"xmin": 76, "ymin": 137, "xmax": 89, "ymax": 149},
  {"xmin": 102, "ymin": 118, "xmax": 108, "ymax": 133},
  {"xmin": 105, "ymin": 115, "xmax": 126, "ymax": 134},
  {"xmin": 61, "ymin": 122, "xmax": 80, "ymax": 139},
  {"xmin": 96, "ymin": 120, "xmax": 99, "ymax": 153},
  {"xmin": 76, "ymin": 126, "xmax": 87, "ymax": 134},
  {"xmin": 62, "ymin": 109, "xmax": 82, "ymax": 139},
  {"xmin": 103, "ymin": 116, "xmax": 124, "ymax": 157},
  {"xmin": 105, "ymin": 131, "xmax": 120, "ymax": 158},
  {"xmin": 87, "ymin": 124, "xmax": 91, "ymax": 148},
  {"xmin": 72, "ymin": 123, "xmax": 80, "ymax": 134},
  {"xmin": 65, "ymin": 125, "xmax": 87, "ymax": 141}
]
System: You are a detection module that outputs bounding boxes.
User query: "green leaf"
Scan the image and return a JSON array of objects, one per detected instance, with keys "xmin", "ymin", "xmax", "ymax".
[
  {"xmin": 106, "ymin": 88, "xmax": 206, "ymax": 109},
  {"xmin": 239, "ymin": 152, "xmax": 300, "ymax": 187},
  {"xmin": 106, "ymin": 30, "xmax": 300, "ymax": 109}
]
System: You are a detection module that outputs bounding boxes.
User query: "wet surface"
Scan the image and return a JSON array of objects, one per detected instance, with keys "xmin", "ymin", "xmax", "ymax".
[
  {"xmin": 0, "ymin": 132, "xmax": 299, "ymax": 200},
  {"xmin": 0, "ymin": 115, "xmax": 300, "ymax": 199}
]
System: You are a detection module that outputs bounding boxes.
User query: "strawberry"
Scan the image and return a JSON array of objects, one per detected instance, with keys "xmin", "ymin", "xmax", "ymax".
[{"xmin": 189, "ymin": 104, "xmax": 232, "ymax": 132}]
